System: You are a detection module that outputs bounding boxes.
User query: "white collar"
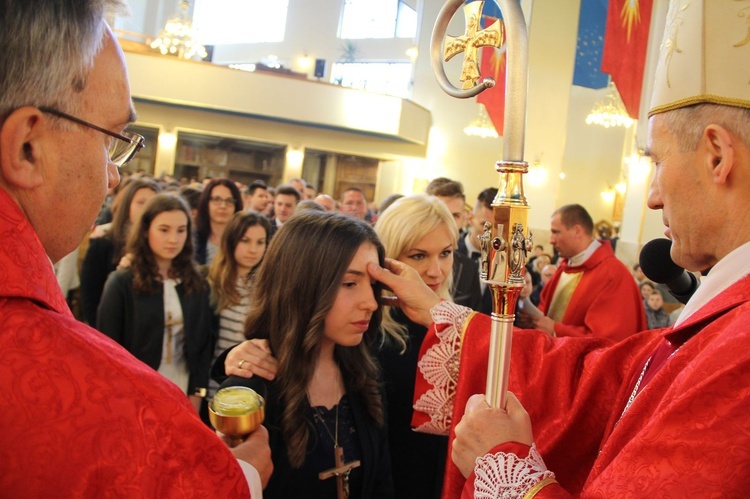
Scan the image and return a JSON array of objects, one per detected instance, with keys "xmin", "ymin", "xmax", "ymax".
[
  {"xmin": 674, "ymin": 240, "xmax": 750, "ymax": 327},
  {"xmin": 566, "ymin": 239, "xmax": 601, "ymax": 268}
]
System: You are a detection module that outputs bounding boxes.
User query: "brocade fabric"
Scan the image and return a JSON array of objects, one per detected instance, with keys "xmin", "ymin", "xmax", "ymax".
[
  {"xmin": 414, "ymin": 278, "xmax": 750, "ymax": 497},
  {"xmin": 0, "ymin": 188, "xmax": 249, "ymax": 497}
]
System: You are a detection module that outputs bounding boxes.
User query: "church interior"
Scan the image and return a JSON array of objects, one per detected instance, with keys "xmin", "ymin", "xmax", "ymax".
[{"xmin": 112, "ymin": 0, "xmax": 672, "ymax": 267}]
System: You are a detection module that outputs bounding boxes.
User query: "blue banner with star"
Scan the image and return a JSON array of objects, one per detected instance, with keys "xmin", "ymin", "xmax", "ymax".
[{"xmin": 573, "ymin": 0, "xmax": 609, "ymax": 89}]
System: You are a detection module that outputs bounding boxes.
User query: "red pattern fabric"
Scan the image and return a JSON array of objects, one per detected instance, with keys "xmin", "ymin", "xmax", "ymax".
[
  {"xmin": 477, "ymin": 17, "xmax": 506, "ymax": 135},
  {"xmin": 539, "ymin": 241, "xmax": 647, "ymax": 340},
  {"xmin": 0, "ymin": 188, "xmax": 249, "ymax": 497},
  {"xmin": 601, "ymin": 0, "xmax": 654, "ymax": 118},
  {"xmin": 416, "ymin": 275, "xmax": 750, "ymax": 497}
]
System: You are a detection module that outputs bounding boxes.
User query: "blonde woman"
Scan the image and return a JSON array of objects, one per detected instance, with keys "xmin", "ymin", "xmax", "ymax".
[{"xmin": 373, "ymin": 194, "xmax": 457, "ymax": 499}]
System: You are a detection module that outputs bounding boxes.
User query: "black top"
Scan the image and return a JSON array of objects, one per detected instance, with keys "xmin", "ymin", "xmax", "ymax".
[
  {"xmin": 213, "ymin": 357, "xmax": 393, "ymax": 499},
  {"xmin": 377, "ymin": 311, "xmax": 447, "ymax": 499},
  {"xmin": 79, "ymin": 235, "xmax": 117, "ymax": 325},
  {"xmin": 96, "ymin": 269, "xmax": 215, "ymax": 394},
  {"xmin": 451, "ymin": 250, "xmax": 482, "ymax": 311}
]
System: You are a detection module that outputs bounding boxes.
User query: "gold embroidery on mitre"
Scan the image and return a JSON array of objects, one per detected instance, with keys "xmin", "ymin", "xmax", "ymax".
[
  {"xmin": 662, "ymin": 0, "xmax": 689, "ymax": 89},
  {"xmin": 735, "ymin": 2, "xmax": 750, "ymax": 47},
  {"xmin": 650, "ymin": 94, "xmax": 750, "ymax": 116}
]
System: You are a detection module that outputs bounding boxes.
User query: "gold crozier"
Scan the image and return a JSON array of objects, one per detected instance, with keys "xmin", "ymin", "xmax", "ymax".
[{"xmin": 443, "ymin": 1, "xmax": 504, "ymax": 89}]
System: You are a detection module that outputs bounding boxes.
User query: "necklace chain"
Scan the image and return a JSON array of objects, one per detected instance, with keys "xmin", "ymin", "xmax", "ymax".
[
  {"xmin": 618, "ymin": 345, "xmax": 684, "ymax": 424},
  {"xmin": 314, "ymin": 403, "xmax": 339, "ymax": 447}
]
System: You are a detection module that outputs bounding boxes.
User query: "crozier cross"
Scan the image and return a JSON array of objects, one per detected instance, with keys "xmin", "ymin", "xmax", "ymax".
[{"xmin": 443, "ymin": 0, "xmax": 504, "ymax": 89}]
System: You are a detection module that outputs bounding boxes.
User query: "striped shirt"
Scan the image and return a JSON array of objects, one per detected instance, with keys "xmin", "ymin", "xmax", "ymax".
[{"xmin": 208, "ymin": 279, "xmax": 251, "ymax": 397}]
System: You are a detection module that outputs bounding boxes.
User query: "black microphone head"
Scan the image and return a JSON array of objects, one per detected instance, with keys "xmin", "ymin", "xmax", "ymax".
[{"xmin": 639, "ymin": 238, "xmax": 683, "ymax": 284}]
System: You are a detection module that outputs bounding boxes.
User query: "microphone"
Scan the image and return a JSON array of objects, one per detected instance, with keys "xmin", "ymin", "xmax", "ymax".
[{"xmin": 639, "ymin": 238, "xmax": 699, "ymax": 305}]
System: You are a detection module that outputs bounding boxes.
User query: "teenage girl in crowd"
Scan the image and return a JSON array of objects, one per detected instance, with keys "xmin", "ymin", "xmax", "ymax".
[
  {"xmin": 96, "ymin": 194, "xmax": 214, "ymax": 412},
  {"xmin": 80, "ymin": 177, "xmax": 160, "ymax": 325},
  {"xmin": 207, "ymin": 211, "xmax": 270, "ymax": 398},
  {"xmin": 225, "ymin": 194, "xmax": 457, "ymax": 498},
  {"xmin": 194, "ymin": 178, "xmax": 243, "ymax": 265},
  {"xmin": 214, "ymin": 211, "xmax": 393, "ymax": 498}
]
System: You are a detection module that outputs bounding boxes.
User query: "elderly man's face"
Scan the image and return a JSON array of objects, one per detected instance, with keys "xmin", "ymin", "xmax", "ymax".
[
  {"xmin": 647, "ymin": 115, "xmax": 715, "ymax": 272},
  {"xmin": 315, "ymin": 194, "xmax": 337, "ymax": 212},
  {"xmin": 34, "ymin": 29, "xmax": 128, "ymax": 261}
]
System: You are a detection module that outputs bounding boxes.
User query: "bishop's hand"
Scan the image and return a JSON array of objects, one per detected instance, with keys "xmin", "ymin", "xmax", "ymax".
[
  {"xmin": 452, "ymin": 392, "xmax": 534, "ymax": 478},
  {"xmin": 367, "ymin": 258, "xmax": 441, "ymax": 327}
]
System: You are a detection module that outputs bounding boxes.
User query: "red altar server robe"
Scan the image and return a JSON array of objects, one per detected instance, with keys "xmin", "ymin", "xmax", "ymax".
[
  {"xmin": 413, "ymin": 276, "xmax": 750, "ymax": 497},
  {"xmin": 0, "ymin": 189, "xmax": 250, "ymax": 497},
  {"xmin": 539, "ymin": 241, "xmax": 646, "ymax": 340}
]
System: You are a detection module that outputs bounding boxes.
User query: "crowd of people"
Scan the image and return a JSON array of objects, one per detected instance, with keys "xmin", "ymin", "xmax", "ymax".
[{"xmin": 5, "ymin": 0, "xmax": 749, "ymax": 497}]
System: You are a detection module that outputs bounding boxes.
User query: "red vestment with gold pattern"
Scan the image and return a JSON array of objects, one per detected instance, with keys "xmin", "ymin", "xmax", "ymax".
[
  {"xmin": 412, "ymin": 277, "xmax": 750, "ymax": 497},
  {"xmin": 539, "ymin": 241, "xmax": 647, "ymax": 340},
  {"xmin": 0, "ymin": 188, "xmax": 250, "ymax": 497}
]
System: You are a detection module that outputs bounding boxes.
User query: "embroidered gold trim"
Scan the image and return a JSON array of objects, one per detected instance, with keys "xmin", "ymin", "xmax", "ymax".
[
  {"xmin": 523, "ymin": 477, "xmax": 559, "ymax": 499},
  {"xmin": 649, "ymin": 94, "xmax": 750, "ymax": 117}
]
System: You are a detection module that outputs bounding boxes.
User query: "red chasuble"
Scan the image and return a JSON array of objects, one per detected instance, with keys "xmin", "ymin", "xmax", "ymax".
[
  {"xmin": 0, "ymin": 188, "xmax": 250, "ymax": 497},
  {"xmin": 413, "ymin": 276, "xmax": 750, "ymax": 497},
  {"xmin": 539, "ymin": 241, "xmax": 647, "ymax": 340}
]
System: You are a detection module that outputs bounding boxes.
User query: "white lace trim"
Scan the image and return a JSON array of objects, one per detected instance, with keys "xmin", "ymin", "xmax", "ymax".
[
  {"xmin": 413, "ymin": 301, "xmax": 473, "ymax": 434},
  {"xmin": 474, "ymin": 443, "xmax": 555, "ymax": 499}
]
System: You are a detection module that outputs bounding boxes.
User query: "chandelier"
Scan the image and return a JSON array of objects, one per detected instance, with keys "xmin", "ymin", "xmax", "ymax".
[
  {"xmin": 585, "ymin": 83, "xmax": 634, "ymax": 129},
  {"xmin": 464, "ymin": 105, "xmax": 499, "ymax": 139},
  {"xmin": 150, "ymin": 1, "xmax": 207, "ymax": 60}
]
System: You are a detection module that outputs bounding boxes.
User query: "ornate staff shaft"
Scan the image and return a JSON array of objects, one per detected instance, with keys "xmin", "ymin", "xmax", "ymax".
[{"xmin": 431, "ymin": 0, "xmax": 531, "ymax": 409}]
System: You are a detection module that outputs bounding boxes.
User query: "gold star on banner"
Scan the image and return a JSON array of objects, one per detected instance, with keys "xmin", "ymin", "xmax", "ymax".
[{"xmin": 621, "ymin": 0, "xmax": 641, "ymax": 43}]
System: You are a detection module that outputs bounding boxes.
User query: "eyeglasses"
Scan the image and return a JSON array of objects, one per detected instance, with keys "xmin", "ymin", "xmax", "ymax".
[
  {"xmin": 209, "ymin": 196, "xmax": 236, "ymax": 207},
  {"xmin": 38, "ymin": 106, "xmax": 145, "ymax": 167}
]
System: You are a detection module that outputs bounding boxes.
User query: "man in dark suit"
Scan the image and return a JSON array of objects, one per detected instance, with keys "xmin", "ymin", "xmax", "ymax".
[
  {"xmin": 269, "ymin": 184, "xmax": 300, "ymax": 239},
  {"xmin": 456, "ymin": 187, "xmax": 498, "ymax": 314}
]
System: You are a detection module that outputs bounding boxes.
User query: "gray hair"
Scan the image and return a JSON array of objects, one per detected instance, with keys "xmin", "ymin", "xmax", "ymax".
[
  {"xmin": 661, "ymin": 104, "xmax": 750, "ymax": 152},
  {"xmin": 0, "ymin": 0, "xmax": 128, "ymax": 120}
]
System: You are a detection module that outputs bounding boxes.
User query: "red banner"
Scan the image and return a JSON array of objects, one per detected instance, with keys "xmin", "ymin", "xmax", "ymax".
[
  {"xmin": 601, "ymin": 0, "xmax": 653, "ymax": 118},
  {"xmin": 477, "ymin": 17, "xmax": 506, "ymax": 135}
]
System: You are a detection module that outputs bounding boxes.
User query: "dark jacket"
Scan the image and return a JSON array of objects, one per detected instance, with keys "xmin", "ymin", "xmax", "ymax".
[
  {"xmin": 97, "ymin": 269, "xmax": 215, "ymax": 395},
  {"xmin": 212, "ymin": 351, "xmax": 393, "ymax": 498},
  {"xmin": 451, "ymin": 250, "xmax": 482, "ymax": 311},
  {"xmin": 457, "ymin": 234, "xmax": 492, "ymax": 314},
  {"xmin": 80, "ymin": 235, "xmax": 117, "ymax": 325},
  {"xmin": 377, "ymin": 310, "xmax": 448, "ymax": 499}
]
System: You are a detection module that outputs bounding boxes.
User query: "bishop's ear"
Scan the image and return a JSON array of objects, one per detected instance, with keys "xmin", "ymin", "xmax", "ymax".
[
  {"xmin": 0, "ymin": 106, "xmax": 47, "ymax": 189},
  {"xmin": 702, "ymin": 124, "xmax": 735, "ymax": 185}
]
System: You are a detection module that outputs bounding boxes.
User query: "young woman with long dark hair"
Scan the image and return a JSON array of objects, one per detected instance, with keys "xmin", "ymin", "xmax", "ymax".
[
  {"xmin": 207, "ymin": 211, "xmax": 270, "ymax": 398},
  {"xmin": 97, "ymin": 194, "xmax": 214, "ymax": 412},
  {"xmin": 214, "ymin": 211, "xmax": 393, "ymax": 498},
  {"xmin": 80, "ymin": 177, "xmax": 160, "ymax": 325}
]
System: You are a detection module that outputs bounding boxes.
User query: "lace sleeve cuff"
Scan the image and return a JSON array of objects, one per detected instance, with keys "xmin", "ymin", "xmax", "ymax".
[
  {"xmin": 473, "ymin": 443, "xmax": 556, "ymax": 499},
  {"xmin": 412, "ymin": 301, "xmax": 474, "ymax": 434}
]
